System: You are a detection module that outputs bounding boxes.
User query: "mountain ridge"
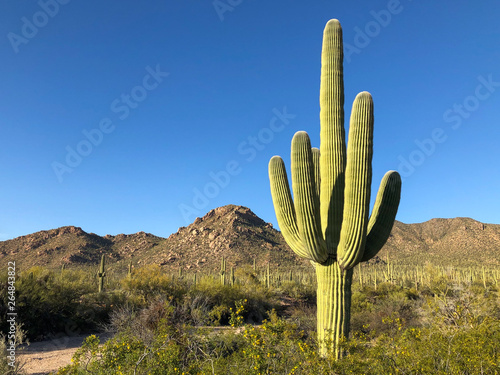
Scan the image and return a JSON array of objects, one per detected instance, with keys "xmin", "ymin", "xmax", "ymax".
[{"xmin": 1, "ymin": 205, "xmax": 499, "ymax": 271}]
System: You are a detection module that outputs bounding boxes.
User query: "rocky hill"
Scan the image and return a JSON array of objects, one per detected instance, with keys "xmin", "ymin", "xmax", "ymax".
[
  {"xmin": 141, "ymin": 205, "xmax": 310, "ymax": 272},
  {"xmin": 0, "ymin": 205, "xmax": 499, "ymax": 272},
  {"xmin": 385, "ymin": 218, "xmax": 500, "ymax": 267}
]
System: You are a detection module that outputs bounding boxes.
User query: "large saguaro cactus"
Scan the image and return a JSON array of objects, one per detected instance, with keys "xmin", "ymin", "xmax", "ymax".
[{"xmin": 268, "ymin": 19, "xmax": 401, "ymax": 357}]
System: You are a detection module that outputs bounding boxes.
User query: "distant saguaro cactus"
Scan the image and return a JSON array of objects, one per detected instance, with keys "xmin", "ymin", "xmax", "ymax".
[
  {"xmin": 266, "ymin": 263, "xmax": 270, "ymax": 288},
  {"xmin": 230, "ymin": 266, "xmax": 235, "ymax": 286},
  {"xmin": 97, "ymin": 254, "xmax": 106, "ymax": 293},
  {"xmin": 128, "ymin": 260, "xmax": 133, "ymax": 278},
  {"xmin": 268, "ymin": 19, "xmax": 401, "ymax": 357},
  {"xmin": 220, "ymin": 256, "xmax": 226, "ymax": 286}
]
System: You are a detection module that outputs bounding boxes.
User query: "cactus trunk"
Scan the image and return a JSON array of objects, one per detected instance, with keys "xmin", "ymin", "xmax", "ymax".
[{"xmin": 316, "ymin": 260, "xmax": 353, "ymax": 358}]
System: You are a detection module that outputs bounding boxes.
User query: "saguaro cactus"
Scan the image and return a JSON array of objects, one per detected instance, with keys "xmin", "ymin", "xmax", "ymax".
[
  {"xmin": 220, "ymin": 256, "xmax": 226, "ymax": 286},
  {"xmin": 230, "ymin": 266, "xmax": 235, "ymax": 286},
  {"xmin": 128, "ymin": 260, "xmax": 133, "ymax": 278},
  {"xmin": 268, "ymin": 19, "xmax": 401, "ymax": 357},
  {"xmin": 97, "ymin": 254, "xmax": 106, "ymax": 293},
  {"xmin": 266, "ymin": 263, "xmax": 270, "ymax": 288}
]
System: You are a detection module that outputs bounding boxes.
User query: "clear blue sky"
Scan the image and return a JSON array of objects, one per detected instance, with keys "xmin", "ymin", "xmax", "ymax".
[{"xmin": 1, "ymin": 0, "xmax": 499, "ymax": 240}]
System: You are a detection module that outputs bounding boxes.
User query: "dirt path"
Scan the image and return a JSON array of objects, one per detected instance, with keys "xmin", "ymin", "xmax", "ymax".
[{"xmin": 17, "ymin": 333, "xmax": 112, "ymax": 375}]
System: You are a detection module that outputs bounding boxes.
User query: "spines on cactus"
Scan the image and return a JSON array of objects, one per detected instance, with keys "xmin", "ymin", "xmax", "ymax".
[{"xmin": 268, "ymin": 19, "xmax": 401, "ymax": 358}]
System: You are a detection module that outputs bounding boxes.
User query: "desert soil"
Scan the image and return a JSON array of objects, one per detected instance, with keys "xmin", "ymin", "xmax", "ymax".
[{"xmin": 17, "ymin": 333, "xmax": 112, "ymax": 375}]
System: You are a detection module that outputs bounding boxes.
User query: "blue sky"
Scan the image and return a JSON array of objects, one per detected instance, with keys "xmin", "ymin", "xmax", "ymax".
[{"xmin": 0, "ymin": 0, "xmax": 499, "ymax": 240}]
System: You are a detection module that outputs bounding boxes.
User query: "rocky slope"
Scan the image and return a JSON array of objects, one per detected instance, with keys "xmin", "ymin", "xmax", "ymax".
[
  {"xmin": 385, "ymin": 218, "xmax": 500, "ymax": 267},
  {"xmin": 0, "ymin": 205, "xmax": 499, "ymax": 271}
]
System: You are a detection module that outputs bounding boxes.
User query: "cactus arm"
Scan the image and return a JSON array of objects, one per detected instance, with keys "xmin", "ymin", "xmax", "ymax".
[
  {"xmin": 320, "ymin": 19, "xmax": 346, "ymax": 254},
  {"xmin": 337, "ymin": 92, "xmax": 373, "ymax": 269},
  {"xmin": 269, "ymin": 156, "xmax": 309, "ymax": 259},
  {"xmin": 361, "ymin": 171, "xmax": 402, "ymax": 262},
  {"xmin": 291, "ymin": 131, "xmax": 328, "ymax": 263},
  {"xmin": 312, "ymin": 147, "xmax": 320, "ymax": 199}
]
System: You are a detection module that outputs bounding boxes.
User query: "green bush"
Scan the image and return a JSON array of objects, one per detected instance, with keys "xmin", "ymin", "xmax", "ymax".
[
  {"xmin": 120, "ymin": 264, "xmax": 187, "ymax": 305},
  {"xmin": 0, "ymin": 267, "xmax": 116, "ymax": 340}
]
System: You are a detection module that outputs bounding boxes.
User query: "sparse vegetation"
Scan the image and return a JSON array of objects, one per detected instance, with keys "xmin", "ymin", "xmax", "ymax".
[{"xmin": 1, "ymin": 262, "xmax": 499, "ymax": 374}]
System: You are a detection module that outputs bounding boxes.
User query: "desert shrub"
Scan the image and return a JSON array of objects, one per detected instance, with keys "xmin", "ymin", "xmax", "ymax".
[
  {"xmin": 352, "ymin": 312, "xmax": 500, "ymax": 374},
  {"xmin": 0, "ymin": 267, "xmax": 129, "ymax": 340},
  {"xmin": 0, "ymin": 267, "xmax": 104, "ymax": 340},
  {"xmin": 58, "ymin": 304, "xmax": 212, "ymax": 375},
  {"xmin": 421, "ymin": 283, "xmax": 500, "ymax": 330},
  {"xmin": 187, "ymin": 279, "xmax": 276, "ymax": 325},
  {"xmin": 233, "ymin": 266, "xmax": 261, "ymax": 286},
  {"xmin": 0, "ymin": 323, "xmax": 28, "ymax": 375},
  {"xmin": 284, "ymin": 302, "xmax": 317, "ymax": 339},
  {"xmin": 58, "ymin": 310, "xmax": 316, "ymax": 375},
  {"xmin": 107, "ymin": 297, "xmax": 178, "ymax": 346},
  {"xmin": 350, "ymin": 283, "xmax": 422, "ymax": 336},
  {"xmin": 276, "ymin": 279, "xmax": 316, "ymax": 303},
  {"xmin": 120, "ymin": 264, "xmax": 188, "ymax": 305}
]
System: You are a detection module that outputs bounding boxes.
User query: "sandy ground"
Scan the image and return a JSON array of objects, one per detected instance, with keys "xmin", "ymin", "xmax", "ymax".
[{"xmin": 17, "ymin": 333, "xmax": 112, "ymax": 375}]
